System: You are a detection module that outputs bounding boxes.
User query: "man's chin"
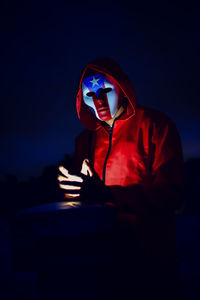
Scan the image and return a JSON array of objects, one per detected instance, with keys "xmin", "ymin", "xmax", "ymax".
[
  {"xmin": 96, "ymin": 109, "xmax": 112, "ymax": 121},
  {"xmin": 99, "ymin": 115, "xmax": 113, "ymax": 121}
]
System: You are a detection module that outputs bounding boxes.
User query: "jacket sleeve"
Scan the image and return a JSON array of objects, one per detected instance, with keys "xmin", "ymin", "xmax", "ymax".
[{"xmin": 109, "ymin": 118, "xmax": 184, "ymax": 216}]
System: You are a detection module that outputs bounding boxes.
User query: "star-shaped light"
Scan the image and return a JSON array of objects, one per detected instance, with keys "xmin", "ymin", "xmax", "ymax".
[{"xmin": 90, "ymin": 76, "xmax": 100, "ymax": 87}]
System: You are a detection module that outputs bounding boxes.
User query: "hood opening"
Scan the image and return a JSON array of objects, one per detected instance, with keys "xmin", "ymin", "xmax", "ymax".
[{"xmin": 76, "ymin": 57, "xmax": 137, "ymax": 130}]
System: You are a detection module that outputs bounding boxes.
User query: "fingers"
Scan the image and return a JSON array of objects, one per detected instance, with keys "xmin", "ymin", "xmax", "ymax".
[
  {"xmin": 58, "ymin": 166, "xmax": 82, "ymax": 199},
  {"xmin": 58, "ymin": 166, "xmax": 83, "ymax": 183},
  {"xmin": 57, "ymin": 176, "xmax": 82, "ymax": 187},
  {"xmin": 57, "ymin": 175, "xmax": 68, "ymax": 182},
  {"xmin": 64, "ymin": 193, "xmax": 80, "ymax": 199},
  {"xmin": 58, "ymin": 166, "xmax": 69, "ymax": 177},
  {"xmin": 81, "ymin": 159, "xmax": 93, "ymax": 177},
  {"xmin": 59, "ymin": 183, "xmax": 81, "ymax": 191}
]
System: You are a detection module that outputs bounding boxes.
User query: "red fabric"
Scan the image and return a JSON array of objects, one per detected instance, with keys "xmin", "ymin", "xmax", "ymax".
[{"xmin": 74, "ymin": 57, "xmax": 184, "ymax": 264}]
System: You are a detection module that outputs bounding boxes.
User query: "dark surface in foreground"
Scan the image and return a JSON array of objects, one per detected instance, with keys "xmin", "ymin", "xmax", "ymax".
[{"xmin": 0, "ymin": 208, "xmax": 200, "ymax": 299}]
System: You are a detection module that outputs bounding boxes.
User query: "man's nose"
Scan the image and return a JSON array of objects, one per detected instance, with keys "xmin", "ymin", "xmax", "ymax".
[{"xmin": 95, "ymin": 88, "xmax": 104, "ymax": 99}]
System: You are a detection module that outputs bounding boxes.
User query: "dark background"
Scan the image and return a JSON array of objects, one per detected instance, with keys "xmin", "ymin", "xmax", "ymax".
[{"xmin": 1, "ymin": 0, "xmax": 199, "ymax": 181}]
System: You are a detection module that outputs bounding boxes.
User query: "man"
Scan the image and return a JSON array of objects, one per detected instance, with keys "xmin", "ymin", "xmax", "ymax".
[{"xmin": 58, "ymin": 57, "xmax": 184, "ymax": 298}]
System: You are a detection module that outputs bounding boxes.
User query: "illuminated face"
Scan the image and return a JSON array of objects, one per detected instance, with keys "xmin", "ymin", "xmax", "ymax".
[{"xmin": 82, "ymin": 73, "xmax": 121, "ymax": 121}]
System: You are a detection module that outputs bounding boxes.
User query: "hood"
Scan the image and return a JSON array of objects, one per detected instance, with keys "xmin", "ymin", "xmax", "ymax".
[{"xmin": 76, "ymin": 57, "xmax": 137, "ymax": 131}]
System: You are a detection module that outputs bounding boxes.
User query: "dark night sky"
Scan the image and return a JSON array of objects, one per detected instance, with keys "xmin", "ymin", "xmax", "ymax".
[{"xmin": 0, "ymin": 0, "xmax": 199, "ymax": 180}]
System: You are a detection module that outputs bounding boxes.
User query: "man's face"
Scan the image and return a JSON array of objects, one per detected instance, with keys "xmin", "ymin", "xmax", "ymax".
[{"xmin": 82, "ymin": 73, "xmax": 122, "ymax": 121}]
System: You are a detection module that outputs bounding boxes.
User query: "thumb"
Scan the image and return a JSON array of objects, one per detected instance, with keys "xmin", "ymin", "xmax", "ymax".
[{"xmin": 81, "ymin": 159, "xmax": 93, "ymax": 177}]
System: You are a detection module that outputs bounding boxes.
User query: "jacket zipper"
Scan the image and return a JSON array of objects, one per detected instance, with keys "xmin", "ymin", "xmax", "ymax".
[{"xmin": 102, "ymin": 120, "xmax": 115, "ymax": 183}]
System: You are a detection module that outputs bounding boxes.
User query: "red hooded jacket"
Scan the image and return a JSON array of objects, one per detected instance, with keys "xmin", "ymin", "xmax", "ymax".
[{"xmin": 74, "ymin": 57, "xmax": 184, "ymax": 265}]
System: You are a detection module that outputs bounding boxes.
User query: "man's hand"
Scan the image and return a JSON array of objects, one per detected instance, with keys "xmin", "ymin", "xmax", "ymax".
[
  {"xmin": 58, "ymin": 159, "xmax": 112, "ymax": 204},
  {"xmin": 58, "ymin": 166, "xmax": 83, "ymax": 199},
  {"xmin": 57, "ymin": 159, "xmax": 93, "ymax": 200}
]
